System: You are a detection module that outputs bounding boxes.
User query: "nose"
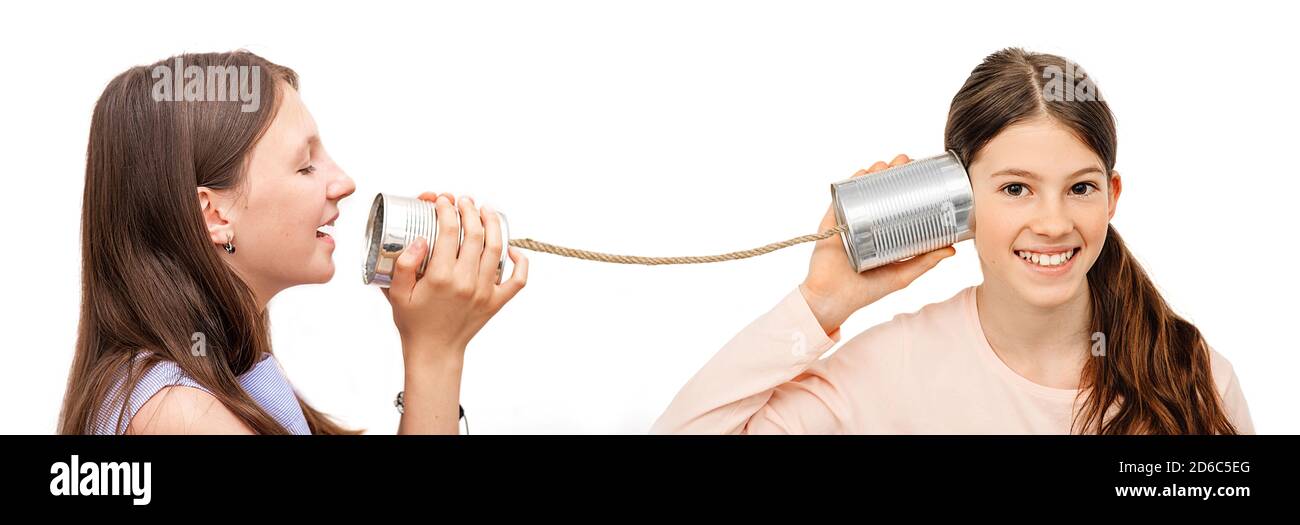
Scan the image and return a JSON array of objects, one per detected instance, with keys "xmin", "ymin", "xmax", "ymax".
[
  {"xmin": 328, "ymin": 168, "xmax": 356, "ymax": 202},
  {"xmin": 1027, "ymin": 197, "xmax": 1072, "ymax": 239}
]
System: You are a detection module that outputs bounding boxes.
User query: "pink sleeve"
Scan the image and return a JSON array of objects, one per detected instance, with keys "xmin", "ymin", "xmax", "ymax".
[
  {"xmin": 1220, "ymin": 365, "xmax": 1255, "ymax": 435},
  {"xmin": 1208, "ymin": 348, "xmax": 1255, "ymax": 435},
  {"xmin": 651, "ymin": 287, "xmax": 855, "ymax": 434}
]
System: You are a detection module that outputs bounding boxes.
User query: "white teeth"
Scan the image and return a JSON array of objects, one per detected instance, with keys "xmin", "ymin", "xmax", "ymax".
[
  {"xmin": 1016, "ymin": 249, "xmax": 1075, "ymax": 267},
  {"xmin": 317, "ymin": 224, "xmax": 336, "ymax": 237}
]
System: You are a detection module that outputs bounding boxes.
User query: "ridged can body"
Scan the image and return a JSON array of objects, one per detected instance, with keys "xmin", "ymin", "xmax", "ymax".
[
  {"xmin": 831, "ymin": 151, "xmax": 973, "ymax": 272},
  {"xmin": 362, "ymin": 193, "xmax": 512, "ymax": 287}
]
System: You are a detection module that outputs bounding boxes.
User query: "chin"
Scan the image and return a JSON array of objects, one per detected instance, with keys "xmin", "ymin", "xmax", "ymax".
[{"xmin": 1014, "ymin": 279, "xmax": 1087, "ymax": 309}]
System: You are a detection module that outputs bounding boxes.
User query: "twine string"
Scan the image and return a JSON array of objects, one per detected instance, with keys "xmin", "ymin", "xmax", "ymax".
[{"xmin": 507, "ymin": 224, "xmax": 848, "ymax": 265}]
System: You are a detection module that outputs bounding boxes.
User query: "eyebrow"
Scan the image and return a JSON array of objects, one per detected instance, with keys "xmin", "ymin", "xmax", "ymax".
[{"xmin": 988, "ymin": 166, "xmax": 1105, "ymax": 180}]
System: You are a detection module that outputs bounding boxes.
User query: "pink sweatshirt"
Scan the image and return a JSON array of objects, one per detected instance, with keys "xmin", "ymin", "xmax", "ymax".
[{"xmin": 652, "ymin": 286, "xmax": 1255, "ymax": 434}]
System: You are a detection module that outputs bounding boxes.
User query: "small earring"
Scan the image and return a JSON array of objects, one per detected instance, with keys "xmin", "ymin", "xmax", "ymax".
[{"xmin": 223, "ymin": 235, "xmax": 236, "ymax": 255}]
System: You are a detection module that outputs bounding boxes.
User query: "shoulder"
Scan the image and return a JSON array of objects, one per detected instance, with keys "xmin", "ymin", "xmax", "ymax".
[
  {"xmin": 127, "ymin": 385, "xmax": 255, "ymax": 435},
  {"xmin": 1203, "ymin": 346, "xmax": 1255, "ymax": 434},
  {"xmin": 820, "ymin": 287, "xmax": 973, "ymax": 372},
  {"xmin": 1205, "ymin": 346, "xmax": 1243, "ymax": 399},
  {"xmin": 843, "ymin": 287, "xmax": 973, "ymax": 349}
]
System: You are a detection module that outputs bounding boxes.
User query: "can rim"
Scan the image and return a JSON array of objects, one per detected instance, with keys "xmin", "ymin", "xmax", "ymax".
[{"xmin": 362, "ymin": 193, "xmax": 387, "ymax": 285}]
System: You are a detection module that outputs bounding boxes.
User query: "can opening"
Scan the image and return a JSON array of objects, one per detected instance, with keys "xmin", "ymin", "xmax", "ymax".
[{"xmin": 363, "ymin": 194, "xmax": 386, "ymax": 285}]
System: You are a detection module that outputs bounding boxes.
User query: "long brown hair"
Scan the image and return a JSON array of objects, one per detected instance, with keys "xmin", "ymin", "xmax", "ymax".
[
  {"xmin": 944, "ymin": 48, "xmax": 1236, "ymax": 434},
  {"xmin": 59, "ymin": 51, "xmax": 359, "ymax": 435}
]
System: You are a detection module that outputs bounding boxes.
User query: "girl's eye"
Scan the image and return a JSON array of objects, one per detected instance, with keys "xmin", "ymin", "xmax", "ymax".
[
  {"xmin": 1001, "ymin": 183, "xmax": 1027, "ymax": 197},
  {"xmin": 1071, "ymin": 182, "xmax": 1097, "ymax": 196},
  {"xmin": 297, "ymin": 165, "xmax": 317, "ymax": 175}
]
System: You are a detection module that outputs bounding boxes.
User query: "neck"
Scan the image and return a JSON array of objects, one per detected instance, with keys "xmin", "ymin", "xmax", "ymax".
[
  {"xmin": 975, "ymin": 278, "xmax": 1093, "ymax": 388},
  {"xmin": 249, "ymin": 279, "xmax": 285, "ymax": 313},
  {"xmin": 253, "ymin": 288, "xmax": 273, "ymax": 313},
  {"xmin": 225, "ymin": 260, "xmax": 281, "ymax": 313}
]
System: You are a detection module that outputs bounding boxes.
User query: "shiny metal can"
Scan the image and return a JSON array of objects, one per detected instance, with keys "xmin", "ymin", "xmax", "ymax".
[
  {"xmin": 362, "ymin": 193, "xmax": 512, "ymax": 287},
  {"xmin": 831, "ymin": 150, "xmax": 974, "ymax": 272}
]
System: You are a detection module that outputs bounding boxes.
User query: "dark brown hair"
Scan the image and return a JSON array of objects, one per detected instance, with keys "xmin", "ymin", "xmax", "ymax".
[
  {"xmin": 944, "ymin": 48, "xmax": 1236, "ymax": 434},
  {"xmin": 59, "ymin": 51, "xmax": 359, "ymax": 434}
]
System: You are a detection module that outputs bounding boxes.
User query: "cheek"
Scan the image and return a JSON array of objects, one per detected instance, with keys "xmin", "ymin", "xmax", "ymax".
[
  {"xmin": 972, "ymin": 201, "xmax": 1019, "ymax": 251},
  {"xmin": 1075, "ymin": 201, "xmax": 1112, "ymax": 243},
  {"xmin": 243, "ymin": 179, "xmax": 322, "ymax": 247},
  {"xmin": 1080, "ymin": 217, "xmax": 1111, "ymax": 252}
]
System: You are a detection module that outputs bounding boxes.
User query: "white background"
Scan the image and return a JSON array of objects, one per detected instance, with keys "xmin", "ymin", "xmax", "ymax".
[{"xmin": 1, "ymin": 0, "xmax": 1296, "ymax": 434}]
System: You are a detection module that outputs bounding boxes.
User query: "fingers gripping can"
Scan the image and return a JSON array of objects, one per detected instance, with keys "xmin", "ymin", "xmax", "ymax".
[
  {"xmin": 830, "ymin": 151, "xmax": 974, "ymax": 272},
  {"xmin": 362, "ymin": 193, "xmax": 513, "ymax": 287}
]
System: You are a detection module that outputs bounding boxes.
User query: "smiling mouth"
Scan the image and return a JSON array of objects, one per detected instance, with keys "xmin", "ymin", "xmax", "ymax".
[
  {"xmin": 316, "ymin": 222, "xmax": 335, "ymax": 239},
  {"xmin": 1015, "ymin": 248, "xmax": 1080, "ymax": 268}
]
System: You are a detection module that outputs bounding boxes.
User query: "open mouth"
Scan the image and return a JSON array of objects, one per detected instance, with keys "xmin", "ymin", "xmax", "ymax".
[
  {"xmin": 1015, "ymin": 247, "xmax": 1080, "ymax": 270},
  {"xmin": 316, "ymin": 221, "xmax": 336, "ymax": 241}
]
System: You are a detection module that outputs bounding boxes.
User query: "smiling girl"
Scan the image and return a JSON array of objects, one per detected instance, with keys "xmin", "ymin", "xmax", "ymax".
[
  {"xmin": 652, "ymin": 48, "xmax": 1253, "ymax": 435},
  {"xmin": 58, "ymin": 51, "xmax": 528, "ymax": 435}
]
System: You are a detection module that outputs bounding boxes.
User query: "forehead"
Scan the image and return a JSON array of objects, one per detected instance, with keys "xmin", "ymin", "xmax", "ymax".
[
  {"xmin": 970, "ymin": 116, "xmax": 1103, "ymax": 177},
  {"xmin": 258, "ymin": 84, "xmax": 315, "ymax": 152}
]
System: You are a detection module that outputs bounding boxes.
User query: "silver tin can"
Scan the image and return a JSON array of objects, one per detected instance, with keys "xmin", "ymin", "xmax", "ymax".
[
  {"xmin": 830, "ymin": 150, "xmax": 974, "ymax": 272},
  {"xmin": 362, "ymin": 193, "xmax": 512, "ymax": 287}
]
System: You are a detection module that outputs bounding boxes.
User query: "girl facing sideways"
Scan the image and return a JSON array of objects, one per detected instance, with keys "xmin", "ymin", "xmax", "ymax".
[{"xmin": 59, "ymin": 51, "xmax": 528, "ymax": 435}]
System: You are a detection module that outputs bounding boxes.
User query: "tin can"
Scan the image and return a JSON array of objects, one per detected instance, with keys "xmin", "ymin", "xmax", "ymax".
[
  {"xmin": 362, "ymin": 193, "xmax": 513, "ymax": 287},
  {"xmin": 831, "ymin": 150, "xmax": 974, "ymax": 272}
]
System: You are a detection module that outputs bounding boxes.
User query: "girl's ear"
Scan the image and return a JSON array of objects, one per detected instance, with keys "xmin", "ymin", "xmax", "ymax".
[
  {"xmin": 197, "ymin": 187, "xmax": 235, "ymax": 245},
  {"xmin": 1107, "ymin": 170, "xmax": 1123, "ymax": 221}
]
